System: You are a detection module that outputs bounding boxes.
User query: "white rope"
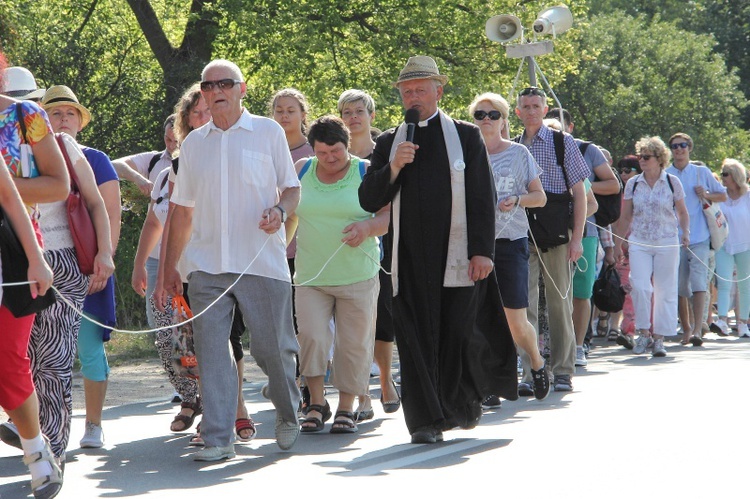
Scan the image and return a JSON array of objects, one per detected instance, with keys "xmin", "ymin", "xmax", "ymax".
[{"xmin": 526, "ymin": 225, "xmax": 575, "ymax": 300}]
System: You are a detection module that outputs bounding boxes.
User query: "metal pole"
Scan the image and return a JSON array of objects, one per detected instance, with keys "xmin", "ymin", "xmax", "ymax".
[{"xmin": 528, "ymin": 56, "xmax": 538, "ymax": 86}]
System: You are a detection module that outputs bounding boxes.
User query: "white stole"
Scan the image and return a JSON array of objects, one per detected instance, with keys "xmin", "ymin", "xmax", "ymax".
[{"xmin": 388, "ymin": 111, "xmax": 473, "ymax": 296}]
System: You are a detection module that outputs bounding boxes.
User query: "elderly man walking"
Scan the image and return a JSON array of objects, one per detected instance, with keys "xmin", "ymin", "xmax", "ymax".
[
  {"xmin": 359, "ymin": 55, "xmax": 517, "ymax": 445},
  {"xmin": 162, "ymin": 59, "xmax": 301, "ymax": 460}
]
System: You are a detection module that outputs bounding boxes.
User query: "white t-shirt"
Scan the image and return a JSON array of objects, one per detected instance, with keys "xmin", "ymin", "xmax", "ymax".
[
  {"xmin": 123, "ymin": 149, "xmax": 172, "ymax": 184},
  {"xmin": 720, "ymin": 191, "xmax": 750, "ymax": 255},
  {"xmin": 148, "ymin": 168, "xmax": 171, "ymax": 259},
  {"xmin": 172, "ymin": 110, "xmax": 300, "ymax": 281}
]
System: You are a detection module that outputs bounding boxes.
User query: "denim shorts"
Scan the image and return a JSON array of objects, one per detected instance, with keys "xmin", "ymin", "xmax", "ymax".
[{"xmin": 494, "ymin": 237, "xmax": 530, "ymax": 309}]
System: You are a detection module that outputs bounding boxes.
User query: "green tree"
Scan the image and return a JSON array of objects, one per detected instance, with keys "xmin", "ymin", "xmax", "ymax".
[{"xmin": 553, "ymin": 11, "xmax": 749, "ymax": 167}]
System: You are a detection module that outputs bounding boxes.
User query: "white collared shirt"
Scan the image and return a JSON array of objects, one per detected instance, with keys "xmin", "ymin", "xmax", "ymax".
[{"xmin": 172, "ymin": 110, "xmax": 300, "ymax": 282}]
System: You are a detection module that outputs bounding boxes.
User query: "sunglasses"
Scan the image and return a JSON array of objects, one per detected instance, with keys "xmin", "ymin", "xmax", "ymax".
[
  {"xmin": 637, "ymin": 154, "xmax": 655, "ymax": 161},
  {"xmin": 473, "ymin": 110, "xmax": 503, "ymax": 121},
  {"xmin": 619, "ymin": 167, "xmax": 637, "ymax": 174},
  {"xmin": 200, "ymin": 79, "xmax": 243, "ymax": 92},
  {"xmin": 670, "ymin": 142, "xmax": 690, "ymax": 150},
  {"xmin": 721, "ymin": 172, "xmax": 731, "ymax": 177},
  {"xmin": 519, "ymin": 86, "xmax": 546, "ymax": 98}
]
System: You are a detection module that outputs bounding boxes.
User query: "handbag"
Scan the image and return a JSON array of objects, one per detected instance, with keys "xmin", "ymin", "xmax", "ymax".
[
  {"xmin": 56, "ymin": 134, "xmax": 98, "ymax": 275},
  {"xmin": 592, "ymin": 263, "xmax": 626, "ymax": 313},
  {"xmin": 702, "ymin": 200, "xmax": 728, "ymax": 250},
  {"xmin": 171, "ymin": 295, "xmax": 199, "ymax": 379},
  {"xmin": 526, "ymin": 130, "xmax": 572, "ymax": 250},
  {"xmin": 0, "ymin": 207, "xmax": 57, "ymax": 317}
]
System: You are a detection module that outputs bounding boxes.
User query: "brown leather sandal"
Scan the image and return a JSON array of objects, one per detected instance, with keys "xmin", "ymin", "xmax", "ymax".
[{"xmin": 170, "ymin": 398, "xmax": 202, "ymax": 432}]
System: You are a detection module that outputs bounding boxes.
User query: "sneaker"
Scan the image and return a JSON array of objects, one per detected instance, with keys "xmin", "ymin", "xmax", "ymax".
[
  {"xmin": 616, "ymin": 332, "xmax": 635, "ymax": 350},
  {"xmin": 0, "ymin": 421, "xmax": 21, "ymax": 450},
  {"xmin": 652, "ymin": 338, "xmax": 667, "ymax": 357},
  {"xmin": 633, "ymin": 335, "xmax": 651, "ymax": 355},
  {"xmin": 518, "ymin": 381, "xmax": 534, "ymax": 397},
  {"xmin": 80, "ymin": 421, "xmax": 104, "ymax": 449},
  {"xmin": 370, "ymin": 362, "xmax": 380, "ymax": 377},
  {"xmin": 170, "ymin": 391, "xmax": 182, "ymax": 404},
  {"xmin": 481, "ymin": 395, "xmax": 502, "ymax": 409},
  {"xmin": 739, "ymin": 323, "xmax": 750, "ymax": 338},
  {"xmin": 553, "ymin": 374, "xmax": 573, "ymax": 392},
  {"xmin": 709, "ymin": 320, "xmax": 730, "ymax": 337},
  {"xmin": 192, "ymin": 445, "xmax": 235, "ymax": 462},
  {"xmin": 575, "ymin": 346, "xmax": 588, "ymax": 367},
  {"xmin": 275, "ymin": 416, "xmax": 300, "ymax": 451},
  {"xmin": 517, "ymin": 356, "xmax": 523, "ymax": 375},
  {"xmin": 531, "ymin": 364, "xmax": 550, "ymax": 400}
]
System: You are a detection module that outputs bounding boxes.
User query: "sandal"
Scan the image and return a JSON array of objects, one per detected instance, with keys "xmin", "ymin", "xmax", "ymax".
[
  {"xmin": 596, "ymin": 314, "xmax": 609, "ymax": 337},
  {"xmin": 330, "ymin": 411, "xmax": 358, "ymax": 434},
  {"xmin": 300, "ymin": 401, "xmax": 331, "ymax": 433},
  {"xmin": 188, "ymin": 422, "xmax": 204, "ymax": 447},
  {"xmin": 170, "ymin": 398, "xmax": 201, "ymax": 432},
  {"xmin": 235, "ymin": 417, "xmax": 256, "ymax": 442},
  {"xmin": 607, "ymin": 328, "xmax": 620, "ymax": 342},
  {"xmin": 353, "ymin": 402, "xmax": 375, "ymax": 422},
  {"xmin": 380, "ymin": 380, "xmax": 401, "ymax": 414},
  {"xmin": 23, "ymin": 435, "xmax": 63, "ymax": 499}
]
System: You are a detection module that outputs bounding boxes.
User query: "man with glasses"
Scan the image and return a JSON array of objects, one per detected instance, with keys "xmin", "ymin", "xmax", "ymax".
[
  {"xmin": 665, "ymin": 133, "xmax": 726, "ymax": 346},
  {"xmin": 162, "ymin": 59, "xmax": 302, "ymax": 460},
  {"xmin": 515, "ymin": 87, "xmax": 590, "ymax": 392}
]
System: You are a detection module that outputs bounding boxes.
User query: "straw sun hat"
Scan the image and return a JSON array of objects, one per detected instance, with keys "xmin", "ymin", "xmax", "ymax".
[
  {"xmin": 41, "ymin": 85, "xmax": 91, "ymax": 129},
  {"xmin": 394, "ymin": 55, "xmax": 448, "ymax": 87}
]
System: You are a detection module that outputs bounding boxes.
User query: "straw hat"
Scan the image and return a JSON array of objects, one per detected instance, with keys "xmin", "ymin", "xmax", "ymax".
[
  {"xmin": 394, "ymin": 55, "xmax": 448, "ymax": 87},
  {"xmin": 41, "ymin": 85, "xmax": 91, "ymax": 129},
  {"xmin": 3, "ymin": 67, "xmax": 46, "ymax": 100}
]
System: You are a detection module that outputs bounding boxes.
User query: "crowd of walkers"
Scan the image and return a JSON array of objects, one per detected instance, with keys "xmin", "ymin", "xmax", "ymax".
[{"xmin": 1, "ymin": 51, "xmax": 748, "ymax": 498}]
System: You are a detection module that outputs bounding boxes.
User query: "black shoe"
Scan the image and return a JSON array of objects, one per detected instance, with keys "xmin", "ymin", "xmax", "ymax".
[
  {"xmin": 553, "ymin": 374, "xmax": 573, "ymax": 392},
  {"xmin": 531, "ymin": 364, "xmax": 550, "ymax": 400},
  {"xmin": 616, "ymin": 332, "xmax": 635, "ymax": 350},
  {"xmin": 411, "ymin": 428, "xmax": 443, "ymax": 444},
  {"xmin": 481, "ymin": 395, "xmax": 502, "ymax": 409},
  {"xmin": 518, "ymin": 382, "xmax": 534, "ymax": 397}
]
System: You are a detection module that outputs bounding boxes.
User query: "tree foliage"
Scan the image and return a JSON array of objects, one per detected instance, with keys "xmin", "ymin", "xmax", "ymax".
[{"xmin": 552, "ymin": 11, "xmax": 749, "ymax": 167}]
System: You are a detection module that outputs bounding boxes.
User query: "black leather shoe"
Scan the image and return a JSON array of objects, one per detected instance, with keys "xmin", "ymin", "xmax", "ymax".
[{"xmin": 411, "ymin": 428, "xmax": 443, "ymax": 444}]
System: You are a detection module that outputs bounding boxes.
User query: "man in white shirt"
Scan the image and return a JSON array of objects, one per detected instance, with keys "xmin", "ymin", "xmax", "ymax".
[
  {"xmin": 111, "ymin": 115, "xmax": 177, "ymax": 195},
  {"xmin": 162, "ymin": 59, "xmax": 302, "ymax": 460}
]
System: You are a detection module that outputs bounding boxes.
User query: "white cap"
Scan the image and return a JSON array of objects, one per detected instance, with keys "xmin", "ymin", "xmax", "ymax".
[{"xmin": 3, "ymin": 67, "xmax": 46, "ymax": 100}]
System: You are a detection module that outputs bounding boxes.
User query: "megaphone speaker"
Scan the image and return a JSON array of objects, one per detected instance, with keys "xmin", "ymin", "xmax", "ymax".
[
  {"xmin": 485, "ymin": 14, "xmax": 523, "ymax": 44},
  {"xmin": 532, "ymin": 5, "xmax": 573, "ymax": 36}
]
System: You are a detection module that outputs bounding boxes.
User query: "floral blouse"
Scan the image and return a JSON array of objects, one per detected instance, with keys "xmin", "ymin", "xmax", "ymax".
[{"xmin": 624, "ymin": 171, "xmax": 685, "ymax": 242}]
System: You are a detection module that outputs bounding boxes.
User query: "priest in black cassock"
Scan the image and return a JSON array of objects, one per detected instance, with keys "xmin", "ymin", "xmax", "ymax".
[{"xmin": 359, "ymin": 55, "xmax": 518, "ymax": 444}]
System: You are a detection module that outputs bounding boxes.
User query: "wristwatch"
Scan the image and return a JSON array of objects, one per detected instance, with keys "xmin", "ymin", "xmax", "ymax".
[{"xmin": 274, "ymin": 205, "xmax": 287, "ymax": 223}]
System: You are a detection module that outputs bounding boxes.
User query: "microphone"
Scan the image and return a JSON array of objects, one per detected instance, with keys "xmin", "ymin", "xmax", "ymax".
[{"xmin": 405, "ymin": 108, "xmax": 420, "ymax": 143}]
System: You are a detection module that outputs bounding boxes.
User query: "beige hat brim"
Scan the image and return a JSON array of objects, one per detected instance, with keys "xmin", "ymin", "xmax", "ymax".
[
  {"xmin": 393, "ymin": 73, "xmax": 448, "ymax": 88},
  {"xmin": 43, "ymin": 100, "xmax": 91, "ymax": 129}
]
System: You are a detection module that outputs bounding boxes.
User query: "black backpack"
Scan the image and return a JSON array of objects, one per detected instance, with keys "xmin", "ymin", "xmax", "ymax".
[
  {"xmin": 592, "ymin": 264, "xmax": 626, "ymax": 313},
  {"xmin": 579, "ymin": 141, "xmax": 623, "ymax": 227}
]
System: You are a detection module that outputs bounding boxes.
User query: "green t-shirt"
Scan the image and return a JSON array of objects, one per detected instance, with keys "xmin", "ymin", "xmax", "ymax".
[{"xmin": 294, "ymin": 156, "xmax": 380, "ymax": 286}]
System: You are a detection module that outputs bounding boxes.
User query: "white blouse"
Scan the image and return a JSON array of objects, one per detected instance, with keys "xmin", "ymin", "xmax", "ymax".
[{"xmin": 624, "ymin": 171, "xmax": 685, "ymax": 243}]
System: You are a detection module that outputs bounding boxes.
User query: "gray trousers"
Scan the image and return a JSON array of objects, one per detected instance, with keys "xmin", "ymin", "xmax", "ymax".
[{"xmin": 188, "ymin": 271, "xmax": 300, "ymax": 447}]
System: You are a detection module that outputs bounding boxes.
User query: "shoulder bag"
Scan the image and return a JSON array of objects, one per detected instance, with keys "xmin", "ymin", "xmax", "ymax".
[{"xmin": 55, "ymin": 134, "xmax": 98, "ymax": 275}]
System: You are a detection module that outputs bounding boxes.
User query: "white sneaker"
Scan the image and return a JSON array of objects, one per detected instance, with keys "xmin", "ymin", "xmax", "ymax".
[
  {"xmin": 633, "ymin": 335, "xmax": 651, "ymax": 355},
  {"xmin": 739, "ymin": 323, "xmax": 750, "ymax": 338},
  {"xmin": 575, "ymin": 346, "xmax": 587, "ymax": 367},
  {"xmin": 192, "ymin": 445, "xmax": 235, "ymax": 462},
  {"xmin": 710, "ymin": 319, "xmax": 730, "ymax": 336},
  {"xmin": 652, "ymin": 338, "xmax": 667, "ymax": 357},
  {"xmin": 80, "ymin": 421, "xmax": 104, "ymax": 449}
]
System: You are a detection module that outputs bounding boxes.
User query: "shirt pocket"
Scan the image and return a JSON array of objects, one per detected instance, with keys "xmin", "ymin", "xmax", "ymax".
[{"xmin": 242, "ymin": 150, "xmax": 273, "ymax": 188}]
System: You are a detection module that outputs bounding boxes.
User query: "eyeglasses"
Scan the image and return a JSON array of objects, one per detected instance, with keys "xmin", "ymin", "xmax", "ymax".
[
  {"xmin": 670, "ymin": 142, "xmax": 690, "ymax": 150},
  {"xmin": 637, "ymin": 154, "xmax": 654, "ymax": 161},
  {"xmin": 721, "ymin": 172, "xmax": 731, "ymax": 177},
  {"xmin": 473, "ymin": 110, "xmax": 503, "ymax": 121},
  {"xmin": 519, "ymin": 87, "xmax": 546, "ymax": 98},
  {"xmin": 200, "ymin": 79, "xmax": 243, "ymax": 92},
  {"xmin": 619, "ymin": 167, "xmax": 637, "ymax": 174}
]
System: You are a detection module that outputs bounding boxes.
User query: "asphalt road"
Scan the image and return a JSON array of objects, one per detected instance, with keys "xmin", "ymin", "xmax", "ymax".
[{"xmin": 1, "ymin": 333, "xmax": 747, "ymax": 499}]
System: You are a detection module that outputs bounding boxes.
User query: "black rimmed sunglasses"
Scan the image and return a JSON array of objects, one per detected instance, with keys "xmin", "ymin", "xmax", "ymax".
[
  {"xmin": 637, "ymin": 154, "xmax": 655, "ymax": 161},
  {"xmin": 200, "ymin": 79, "xmax": 243, "ymax": 91},
  {"xmin": 670, "ymin": 141, "xmax": 690, "ymax": 150},
  {"xmin": 519, "ymin": 86, "xmax": 546, "ymax": 98},
  {"xmin": 473, "ymin": 110, "xmax": 503, "ymax": 121}
]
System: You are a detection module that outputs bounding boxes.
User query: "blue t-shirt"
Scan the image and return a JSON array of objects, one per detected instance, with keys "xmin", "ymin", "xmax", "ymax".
[{"xmin": 81, "ymin": 146, "xmax": 119, "ymax": 337}]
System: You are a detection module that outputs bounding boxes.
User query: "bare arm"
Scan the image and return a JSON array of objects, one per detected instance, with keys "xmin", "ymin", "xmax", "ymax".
[
  {"xmin": 674, "ymin": 198, "xmax": 691, "ymax": 246},
  {"xmin": 13, "ymin": 133, "xmax": 69, "ymax": 203},
  {"xmin": 0, "ymin": 159, "xmax": 53, "ymax": 297},
  {"xmin": 260, "ymin": 186, "xmax": 301, "ymax": 234},
  {"xmin": 569, "ymin": 180, "xmax": 587, "ymax": 262},
  {"xmin": 342, "ymin": 204, "xmax": 391, "ymax": 247},
  {"xmin": 591, "ymin": 163, "xmax": 620, "ymax": 195},
  {"xmin": 162, "ymin": 204, "xmax": 193, "ymax": 298},
  {"xmin": 586, "ymin": 185, "xmax": 599, "ymax": 218},
  {"xmin": 111, "ymin": 158, "xmax": 152, "ymax": 196},
  {"xmin": 131, "ymin": 205, "xmax": 163, "ymax": 296}
]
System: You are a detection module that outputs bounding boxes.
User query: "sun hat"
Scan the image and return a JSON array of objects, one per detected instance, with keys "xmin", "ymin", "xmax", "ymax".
[
  {"xmin": 3, "ymin": 66, "xmax": 46, "ymax": 100},
  {"xmin": 394, "ymin": 55, "xmax": 448, "ymax": 87},
  {"xmin": 41, "ymin": 85, "xmax": 91, "ymax": 128}
]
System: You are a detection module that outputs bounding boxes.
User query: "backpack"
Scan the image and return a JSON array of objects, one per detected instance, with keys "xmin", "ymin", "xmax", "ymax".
[
  {"xmin": 592, "ymin": 264, "xmax": 626, "ymax": 313},
  {"xmin": 579, "ymin": 141, "xmax": 623, "ymax": 227}
]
